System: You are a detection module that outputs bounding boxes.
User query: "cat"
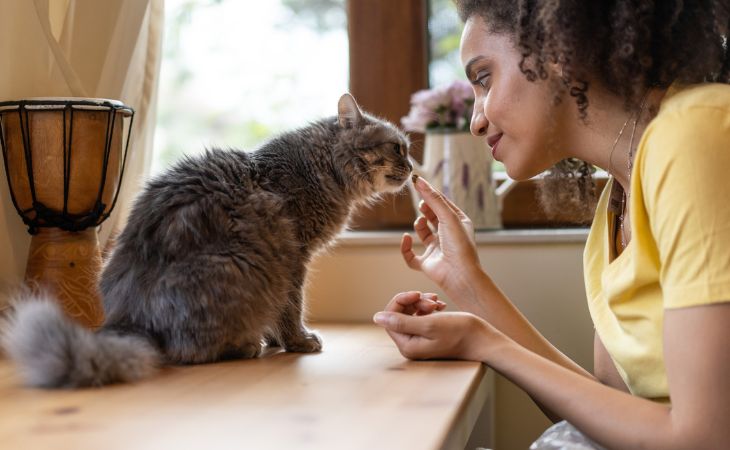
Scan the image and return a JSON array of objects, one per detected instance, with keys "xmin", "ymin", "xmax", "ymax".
[{"xmin": 1, "ymin": 93, "xmax": 412, "ymax": 388}]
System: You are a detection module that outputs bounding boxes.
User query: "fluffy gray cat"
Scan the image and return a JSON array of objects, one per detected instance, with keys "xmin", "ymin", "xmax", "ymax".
[{"xmin": 2, "ymin": 93, "xmax": 412, "ymax": 388}]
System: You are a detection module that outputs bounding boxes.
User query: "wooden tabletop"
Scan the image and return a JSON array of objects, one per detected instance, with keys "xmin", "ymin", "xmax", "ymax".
[{"xmin": 0, "ymin": 324, "xmax": 491, "ymax": 450}]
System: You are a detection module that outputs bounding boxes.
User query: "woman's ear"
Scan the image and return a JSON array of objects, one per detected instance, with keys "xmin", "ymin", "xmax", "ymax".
[{"xmin": 337, "ymin": 93, "xmax": 364, "ymax": 128}]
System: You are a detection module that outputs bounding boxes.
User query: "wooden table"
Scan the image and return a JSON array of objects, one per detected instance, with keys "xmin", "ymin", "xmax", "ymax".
[{"xmin": 0, "ymin": 324, "xmax": 493, "ymax": 450}]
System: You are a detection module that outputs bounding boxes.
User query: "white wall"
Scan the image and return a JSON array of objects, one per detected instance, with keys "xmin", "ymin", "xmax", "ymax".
[{"xmin": 306, "ymin": 230, "xmax": 594, "ymax": 450}]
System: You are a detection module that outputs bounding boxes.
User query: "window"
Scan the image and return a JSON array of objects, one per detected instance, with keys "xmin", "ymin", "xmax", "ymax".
[
  {"xmin": 428, "ymin": 0, "xmax": 464, "ymax": 88},
  {"xmin": 153, "ymin": 0, "xmax": 347, "ymax": 174}
]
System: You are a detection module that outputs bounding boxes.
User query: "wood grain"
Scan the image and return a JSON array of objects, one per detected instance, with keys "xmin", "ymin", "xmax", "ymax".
[
  {"xmin": 24, "ymin": 228, "xmax": 104, "ymax": 329},
  {"xmin": 0, "ymin": 324, "xmax": 492, "ymax": 450}
]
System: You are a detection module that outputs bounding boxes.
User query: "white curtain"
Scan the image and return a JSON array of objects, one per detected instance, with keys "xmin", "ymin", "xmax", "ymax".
[{"xmin": 0, "ymin": 0, "xmax": 164, "ymax": 285}]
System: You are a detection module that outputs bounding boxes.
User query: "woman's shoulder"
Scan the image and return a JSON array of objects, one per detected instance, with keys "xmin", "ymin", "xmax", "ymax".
[
  {"xmin": 637, "ymin": 82, "xmax": 730, "ymax": 205},
  {"xmin": 658, "ymin": 82, "xmax": 730, "ymax": 116},
  {"xmin": 643, "ymin": 82, "xmax": 730, "ymax": 155}
]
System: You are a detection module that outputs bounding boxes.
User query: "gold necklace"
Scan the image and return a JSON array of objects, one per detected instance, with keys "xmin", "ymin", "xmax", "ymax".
[
  {"xmin": 607, "ymin": 113, "xmax": 632, "ymax": 177},
  {"xmin": 619, "ymin": 93, "xmax": 649, "ymax": 249}
]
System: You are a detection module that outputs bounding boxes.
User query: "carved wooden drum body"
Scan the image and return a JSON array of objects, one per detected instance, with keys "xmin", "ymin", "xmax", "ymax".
[{"xmin": 0, "ymin": 98, "xmax": 134, "ymax": 328}]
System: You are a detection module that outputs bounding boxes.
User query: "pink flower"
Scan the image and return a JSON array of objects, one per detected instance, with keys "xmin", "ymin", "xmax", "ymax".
[
  {"xmin": 411, "ymin": 86, "xmax": 451, "ymax": 111},
  {"xmin": 401, "ymin": 80, "xmax": 475, "ymax": 133},
  {"xmin": 400, "ymin": 105, "xmax": 438, "ymax": 133}
]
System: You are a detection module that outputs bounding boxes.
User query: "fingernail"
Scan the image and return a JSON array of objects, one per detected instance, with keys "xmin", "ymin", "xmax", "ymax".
[
  {"xmin": 413, "ymin": 174, "xmax": 428, "ymax": 188},
  {"xmin": 373, "ymin": 312, "xmax": 391, "ymax": 326}
]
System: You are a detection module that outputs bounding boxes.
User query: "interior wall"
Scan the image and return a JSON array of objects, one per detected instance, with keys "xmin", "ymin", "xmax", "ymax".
[{"xmin": 306, "ymin": 233, "xmax": 594, "ymax": 450}]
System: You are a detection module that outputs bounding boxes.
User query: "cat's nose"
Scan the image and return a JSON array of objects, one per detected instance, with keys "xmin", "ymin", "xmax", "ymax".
[{"xmin": 406, "ymin": 160, "xmax": 413, "ymax": 172}]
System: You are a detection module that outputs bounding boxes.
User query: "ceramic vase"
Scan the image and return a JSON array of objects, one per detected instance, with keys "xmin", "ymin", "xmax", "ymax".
[{"xmin": 411, "ymin": 132, "xmax": 513, "ymax": 230}]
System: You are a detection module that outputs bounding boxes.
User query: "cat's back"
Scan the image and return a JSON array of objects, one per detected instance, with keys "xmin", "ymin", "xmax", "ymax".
[
  {"xmin": 148, "ymin": 148, "xmax": 256, "ymax": 208},
  {"xmin": 111, "ymin": 148, "xmax": 281, "ymax": 260}
]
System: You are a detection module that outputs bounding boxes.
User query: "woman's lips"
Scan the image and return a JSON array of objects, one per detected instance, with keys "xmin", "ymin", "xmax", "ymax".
[{"xmin": 487, "ymin": 133, "xmax": 503, "ymax": 158}]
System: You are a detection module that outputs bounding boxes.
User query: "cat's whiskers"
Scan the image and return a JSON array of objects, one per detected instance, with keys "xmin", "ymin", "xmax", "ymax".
[{"xmin": 359, "ymin": 166, "xmax": 388, "ymax": 178}]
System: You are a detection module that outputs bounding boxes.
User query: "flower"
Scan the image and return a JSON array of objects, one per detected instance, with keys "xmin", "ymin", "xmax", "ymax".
[{"xmin": 401, "ymin": 80, "xmax": 475, "ymax": 133}]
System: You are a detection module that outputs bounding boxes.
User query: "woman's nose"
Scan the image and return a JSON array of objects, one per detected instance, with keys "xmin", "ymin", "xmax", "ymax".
[{"xmin": 470, "ymin": 109, "xmax": 488, "ymax": 136}]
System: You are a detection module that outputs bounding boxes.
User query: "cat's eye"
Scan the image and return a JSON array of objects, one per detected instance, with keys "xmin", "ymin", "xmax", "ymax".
[{"xmin": 393, "ymin": 143, "xmax": 402, "ymax": 156}]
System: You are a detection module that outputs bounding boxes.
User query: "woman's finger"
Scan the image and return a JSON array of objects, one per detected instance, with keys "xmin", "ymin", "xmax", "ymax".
[
  {"xmin": 400, "ymin": 233, "xmax": 422, "ymax": 271},
  {"xmin": 412, "ymin": 176, "xmax": 462, "ymax": 222},
  {"xmin": 373, "ymin": 311, "xmax": 434, "ymax": 338},
  {"xmin": 385, "ymin": 292, "xmax": 443, "ymax": 316},
  {"xmin": 418, "ymin": 200, "xmax": 439, "ymax": 228},
  {"xmin": 414, "ymin": 176, "xmax": 469, "ymax": 222},
  {"xmin": 426, "ymin": 294, "xmax": 447, "ymax": 312},
  {"xmin": 407, "ymin": 299, "xmax": 447, "ymax": 316},
  {"xmin": 413, "ymin": 215, "xmax": 435, "ymax": 245},
  {"xmin": 413, "ymin": 297, "xmax": 443, "ymax": 315},
  {"xmin": 387, "ymin": 331, "xmax": 430, "ymax": 360},
  {"xmin": 415, "ymin": 293, "xmax": 445, "ymax": 312},
  {"xmin": 384, "ymin": 290, "xmax": 421, "ymax": 313},
  {"xmin": 415, "ymin": 303, "xmax": 438, "ymax": 315}
]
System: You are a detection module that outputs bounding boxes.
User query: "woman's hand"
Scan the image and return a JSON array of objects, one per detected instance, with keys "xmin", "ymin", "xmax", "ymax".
[
  {"xmin": 375, "ymin": 290, "xmax": 498, "ymax": 361},
  {"xmin": 382, "ymin": 290, "xmax": 446, "ymax": 316},
  {"xmin": 373, "ymin": 307, "xmax": 495, "ymax": 361},
  {"xmin": 402, "ymin": 176, "xmax": 482, "ymax": 294}
]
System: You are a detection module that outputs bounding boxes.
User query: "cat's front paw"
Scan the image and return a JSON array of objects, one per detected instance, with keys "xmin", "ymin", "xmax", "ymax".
[{"xmin": 284, "ymin": 331, "xmax": 322, "ymax": 353}]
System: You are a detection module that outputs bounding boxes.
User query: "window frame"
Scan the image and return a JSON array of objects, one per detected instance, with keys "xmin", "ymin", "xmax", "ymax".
[{"xmin": 346, "ymin": 0, "xmax": 429, "ymax": 229}]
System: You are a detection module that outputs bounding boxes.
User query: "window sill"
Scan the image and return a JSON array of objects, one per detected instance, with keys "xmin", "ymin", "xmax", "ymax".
[{"xmin": 338, "ymin": 228, "xmax": 589, "ymax": 246}]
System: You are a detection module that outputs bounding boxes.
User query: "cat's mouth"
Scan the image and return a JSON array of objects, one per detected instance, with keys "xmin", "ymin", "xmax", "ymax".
[{"xmin": 385, "ymin": 174, "xmax": 409, "ymax": 185}]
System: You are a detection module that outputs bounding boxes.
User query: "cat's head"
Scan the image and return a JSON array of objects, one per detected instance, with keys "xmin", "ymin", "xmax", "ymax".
[{"xmin": 333, "ymin": 93, "xmax": 412, "ymax": 197}]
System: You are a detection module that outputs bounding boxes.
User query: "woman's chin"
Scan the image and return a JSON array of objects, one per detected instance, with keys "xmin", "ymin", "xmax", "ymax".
[{"xmin": 504, "ymin": 164, "xmax": 541, "ymax": 182}]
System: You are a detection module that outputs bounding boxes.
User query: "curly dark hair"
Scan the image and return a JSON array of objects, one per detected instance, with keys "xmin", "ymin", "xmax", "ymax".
[{"xmin": 455, "ymin": 0, "xmax": 730, "ymax": 222}]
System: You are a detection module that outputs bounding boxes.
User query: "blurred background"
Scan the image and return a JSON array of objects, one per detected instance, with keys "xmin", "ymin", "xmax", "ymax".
[{"xmin": 153, "ymin": 0, "xmax": 465, "ymax": 173}]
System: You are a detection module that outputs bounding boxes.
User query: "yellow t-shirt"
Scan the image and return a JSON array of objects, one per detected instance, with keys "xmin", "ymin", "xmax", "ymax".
[{"xmin": 583, "ymin": 83, "xmax": 730, "ymax": 401}]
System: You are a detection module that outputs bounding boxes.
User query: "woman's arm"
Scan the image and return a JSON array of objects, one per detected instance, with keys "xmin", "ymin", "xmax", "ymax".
[
  {"xmin": 594, "ymin": 332, "xmax": 631, "ymax": 393},
  {"xmin": 493, "ymin": 302, "xmax": 730, "ymax": 449},
  {"xmin": 447, "ymin": 264, "xmax": 595, "ymax": 382},
  {"xmin": 377, "ymin": 302, "xmax": 730, "ymax": 449},
  {"xmin": 403, "ymin": 176, "xmax": 594, "ymax": 381}
]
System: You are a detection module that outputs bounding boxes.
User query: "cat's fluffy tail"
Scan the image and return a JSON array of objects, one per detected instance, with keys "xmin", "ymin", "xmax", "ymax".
[{"xmin": 1, "ymin": 297, "xmax": 159, "ymax": 389}]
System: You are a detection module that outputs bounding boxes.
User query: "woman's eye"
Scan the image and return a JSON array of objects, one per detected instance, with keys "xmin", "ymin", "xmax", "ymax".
[{"xmin": 473, "ymin": 71, "xmax": 490, "ymax": 90}]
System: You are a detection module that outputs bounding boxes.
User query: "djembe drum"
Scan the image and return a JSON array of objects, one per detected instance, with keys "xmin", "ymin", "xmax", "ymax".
[{"xmin": 0, "ymin": 98, "xmax": 134, "ymax": 328}]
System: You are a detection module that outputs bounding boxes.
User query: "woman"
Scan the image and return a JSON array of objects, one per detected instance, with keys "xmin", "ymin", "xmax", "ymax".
[{"xmin": 374, "ymin": 1, "xmax": 730, "ymax": 448}]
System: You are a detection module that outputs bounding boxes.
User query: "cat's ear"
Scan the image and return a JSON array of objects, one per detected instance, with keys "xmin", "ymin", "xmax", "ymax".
[{"xmin": 337, "ymin": 93, "xmax": 363, "ymax": 128}]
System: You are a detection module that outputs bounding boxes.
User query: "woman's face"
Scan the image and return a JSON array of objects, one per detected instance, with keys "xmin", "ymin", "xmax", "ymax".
[{"xmin": 460, "ymin": 16, "xmax": 568, "ymax": 180}]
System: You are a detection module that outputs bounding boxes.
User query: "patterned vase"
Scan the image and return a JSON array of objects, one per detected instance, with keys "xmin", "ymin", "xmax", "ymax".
[{"xmin": 411, "ymin": 132, "xmax": 513, "ymax": 230}]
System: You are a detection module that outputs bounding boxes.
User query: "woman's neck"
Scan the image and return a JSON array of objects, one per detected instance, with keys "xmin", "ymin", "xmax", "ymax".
[{"xmin": 566, "ymin": 87, "xmax": 667, "ymax": 192}]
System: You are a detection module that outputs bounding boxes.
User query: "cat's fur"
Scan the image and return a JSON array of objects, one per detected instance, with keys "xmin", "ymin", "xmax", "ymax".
[{"xmin": 1, "ymin": 93, "xmax": 412, "ymax": 388}]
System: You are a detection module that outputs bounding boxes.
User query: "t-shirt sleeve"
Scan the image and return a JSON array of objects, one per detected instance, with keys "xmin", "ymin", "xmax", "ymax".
[{"xmin": 639, "ymin": 105, "xmax": 730, "ymax": 309}]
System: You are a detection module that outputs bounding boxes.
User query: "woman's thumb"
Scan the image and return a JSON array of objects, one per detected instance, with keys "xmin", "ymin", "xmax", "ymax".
[{"xmin": 373, "ymin": 311, "xmax": 427, "ymax": 335}]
